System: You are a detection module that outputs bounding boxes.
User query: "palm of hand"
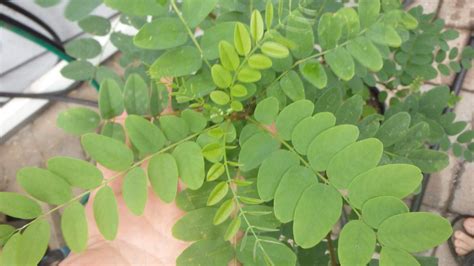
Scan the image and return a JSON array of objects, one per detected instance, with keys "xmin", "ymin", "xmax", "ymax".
[{"xmin": 60, "ymin": 167, "xmax": 189, "ymax": 266}]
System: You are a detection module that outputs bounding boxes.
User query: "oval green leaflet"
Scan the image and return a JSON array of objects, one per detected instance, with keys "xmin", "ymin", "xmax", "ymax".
[
  {"xmin": 81, "ymin": 133, "xmax": 134, "ymax": 171},
  {"xmin": 159, "ymin": 115, "xmax": 190, "ymax": 142},
  {"xmin": 98, "ymin": 79, "xmax": 123, "ymax": 119},
  {"xmin": 248, "ymin": 54, "xmax": 272, "ymax": 69},
  {"xmin": 338, "ymin": 220, "xmax": 376, "ymax": 266},
  {"xmin": 123, "ymin": 74, "xmax": 150, "ymax": 116},
  {"xmin": 172, "ymin": 141, "xmax": 205, "ymax": 190},
  {"xmin": 299, "ymin": 60, "xmax": 327, "ymax": 89},
  {"xmin": 210, "ymin": 90, "xmax": 230, "ymax": 105},
  {"xmin": 291, "ymin": 112, "xmax": 336, "ymax": 155},
  {"xmin": 219, "ymin": 41, "xmax": 240, "ymax": 71},
  {"xmin": 213, "ymin": 199, "xmax": 234, "ymax": 225},
  {"xmin": 207, "ymin": 181, "xmax": 229, "ymax": 206},
  {"xmin": 57, "ymin": 107, "xmax": 100, "ymax": 136},
  {"xmin": 93, "ymin": 186, "xmax": 119, "ymax": 240},
  {"xmin": 257, "ymin": 150, "xmax": 300, "ymax": 202},
  {"xmin": 17, "ymin": 219, "xmax": 50, "ymax": 266},
  {"xmin": 211, "ymin": 64, "xmax": 232, "ymax": 88},
  {"xmin": 234, "ymin": 23, "xmax": 251, "ymax": 55},
  {"xmin": 261, "ymin": 41, "xmax": 289, "ymax": 58},
  {"xmin": 125, "ymin": 115, "xmax": 166, "ymax": 154},
  {"xmin": 148, "ymin": 153, "xmax": 179, "ymax": 203},
  {"xmin": 237, "ymin": 67, "xmax": 261, "ymax": 83},
  {"xmin": 377, "ymin": 212, "xmax": 452, "ymax": 253},
  {"xmin": 123, "ymin": 167, "xmax": 148, "ymax": 215},
  {"xmin": 47, "ymin": 156, "xmax": 103, "ymax": 189},
  {"xmin": 230, "ymin": 84, "xmax": 248, "ymax": 97},
  {"xmin": 61, "ymin": 202, "xmax": 88, "ymax": 253},
  {"xmin": 361, "ymin": 196, "xmax": 409, "ymax": 229},
  {"xmin": 250, "ymin": 10, "xmax": 264, "ymax": 41},
  {"xmin": 275, "ymin": 99, "xmax": 315, "ymax": 140},
  {"xmin": 0, "ymin": 192, "xmax": 42, "ymax": 219},
  {"xmin": 17, "ymin": 167, "xmax": 72, "ymax": 205},
  {"xmin": 293, "ymin": 183, "xmax": 342, "ymax": 248},
  {"xmin": 224, "ymin": 216, "xmax": 241, "ymax": 241},
  {"xmin": 207, "ymin": 162, "xmax": 225, "ymax": 181},
  {"xmin": 254, "ymin": 96, "xmax": 279, "ymax": 125}
]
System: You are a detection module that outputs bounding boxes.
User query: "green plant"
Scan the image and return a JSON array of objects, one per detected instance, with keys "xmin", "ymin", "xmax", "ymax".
[{"xmin": 2, "ymin": 0, "xmax": 473, "ymax": 265}]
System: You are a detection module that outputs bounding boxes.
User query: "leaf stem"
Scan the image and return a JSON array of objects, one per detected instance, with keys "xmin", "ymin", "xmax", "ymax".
[
  {"xmin": 221, "ymin": 120, "xmax": 274, "ymax": 265},
  {"xmin": 170, "ymin": 0, "xmax": 211, "ymax": 68},
  {"xmin": 14, "ymin": 124, "xmax": 219, "ymax": 234}
]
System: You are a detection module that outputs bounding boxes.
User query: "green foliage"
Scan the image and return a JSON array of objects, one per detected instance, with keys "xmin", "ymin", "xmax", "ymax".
[{"xmin": 5, "ymin": 0, "xmax": 471, "ymax": 265}]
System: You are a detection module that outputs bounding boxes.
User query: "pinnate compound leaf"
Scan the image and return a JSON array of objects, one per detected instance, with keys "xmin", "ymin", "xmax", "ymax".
[
  {"xmin": 250, "ymin": 10, "xmax": 264, "ymax": 41},
  {"xmin": 376, "ymin": 112, "xmax": 411, "ymax": 147},
  {"xmin": 57, "ymin": 107, "xmax": 100, "ymax": 135},
  {"xmin": 308, "ymin": 125, "xmax": 359, "ymax": 171},
  {"xmin": 358, "ymin": 0, "xmax": 380, "ymax": 29},
  {"xmin": 61, "ymin": 202, "xmax": 88, "ymax": 253},
  {"xmin": 124, "ymin": 74, "xmax": 150, "ymax": 115},
  {"xmin": 211, "ymin": 64, "xmax": 232, "ymax": 88},
  {"xmin": 237, "ymin": 236, "xmax": 297, "ymax": 266},
  {"xmin": 347, "ymin": 37, "xmax": 383, "ymax": 71},
  {"xmin": 338, "ymin": 220, "xmax": 376, "ymax": 266},
  {"xmin": 148, "ymin": 153, "xmax": 179, "ymax": 203},
  {"xmin": 362, "ymin": 196, "xmax": 408, "ymax": 229},
  {"xmin": 207, "ymin": 182, "xmax": 229, "ymax": 206},
  {"xmin": 99, "ymin": 79, "xmax": 124, "ymax": 119},
  {"xmin": 325, "ymin": 46, "xmax": 355, "ymax": 81},
  {"xmin": 254, "ymin": 97, "xmax": 279, "ymax": 125},
  {"xmin": 134, "ymin": 18, "xmax": 187, "ymax": 50},
  {"xmin": 172, "ymin": 141, "xmax": 205, "ymax": 190},
  {"xmin": 234, "ymin": 23, "xmax": 251, "ymax": 55},
  {"xmin": 47, "ymin": 156, "xmax": 103, "ymax": 189},
  {"xmin": 93, "ymin": 186, "xmax": 119, "ymax": 240},
  {"xmin": 327, "ymin": 138, "xmax": 383, "ymax": 189},
  {"xmin": 150, "ymin": 46, "xmax": 202, "ymax": 79},
  {"xmin": 294, "ymin": 183, "xmax": 342, "ymax": 248},
  {"xmin": 406, "ymin": 149, "xmax": 449, "ymax": 173},
  {"xmin": 348, "ymin": 164, "xmax": 422, "ymax": 208},
  {"xmin": 274, "ymin": 166, "xmax": 316, "ymax": 223},
  {"xmin": 299, "ymin": 60, "xmax": 327, "ymax": 89},
  {"xmin": 257, "ymin": 150, "xmax": 300, "ymax": 201},
  {"xmin": 17, "ymin": 167, "xmax": 72, "ymax": 205},
  {"xmin": 123, "ymin": 167, "xmax": 148, "ymax": 215},
  {"xmin": 0, "ymin": 192, "xmax": 42, "ymax": 219},
  {"xmin": 159, "ymin": 115, "xmax": 190, "ymax": 142},
  {"xmin": 125, "ymin": 115, "xmax": 166, "ymax": 154},
  {"xmin": 81, "ymin": 133, "xmax": 134, "ymax": 171},
  {"xmin": 276, "ymin": 99, "xmax": 315, "ymax": 140},
  {"xmin": 177, "ymin": 239, "xmax": 233, "ymax": 266},
  {"xmin": 219, "ymin": 41, "xmax": 240, "ymax": 71},
  {"xmin": 182, "ymin": 0, "xmax": 219, "ymax": 28},
  {"xmin": 292, "ymin": 112, "xmax": 336, "ymax": 155},
  {"xmin": 380, "ymin": 247, "xmax": 420, "ymax": 266},
  {"xmin": 213, "ymin": 199, "xmax": 234, "ymax": 225},
  {"xmin": 261, "ymin": 41, "xmax": 289, "ymax": 58},
  {"xmin": 378, "ymin": 212, "xmax": 452, "ymax": 253},
  {"xmin": 238, "ymin": 132, "xmax": 280, "ymax": 172},
  {"xmin": 173, "ymin": 207, "xmax": 228, "ymax": 241},
  {"xmin": 18, "ymin": 219, "xmax": 50, "ymax": 266},
  {"xmin": 280, "ymin": 70, "xmax": 305, "ymax": 101}
]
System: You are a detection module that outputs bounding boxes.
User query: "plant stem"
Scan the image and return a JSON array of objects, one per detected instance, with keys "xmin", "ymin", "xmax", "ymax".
[
  {"xmin": 170, "ymin": 0, "xmax": 211, "ymax": 68},
  {"xmin": 15, "ymin": 124, "xmax": 219, "ymax": 234},
  {"xmin": 326, "ymin": 233, "xmax": 338, "ymax": 266}
]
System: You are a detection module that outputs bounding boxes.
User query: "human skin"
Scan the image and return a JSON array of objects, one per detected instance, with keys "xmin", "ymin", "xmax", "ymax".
[{"xmin": 454, "ymin": 218, "xmax": 474, "ymax": 256}]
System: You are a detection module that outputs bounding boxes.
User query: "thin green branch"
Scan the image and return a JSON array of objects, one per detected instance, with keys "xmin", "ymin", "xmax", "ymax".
[
  {"xmin": 15, "ymin": 124, "xmax": 219, "ymax": 234},
  {"xmin": 170, "ymin": 0, "xmax": 211, "ymax": 68}
]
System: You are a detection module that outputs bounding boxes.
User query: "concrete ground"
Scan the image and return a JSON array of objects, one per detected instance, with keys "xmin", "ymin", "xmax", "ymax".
[{"xmin": 0, "ymin": 1, "xmax": 473, "ymax": 265}]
